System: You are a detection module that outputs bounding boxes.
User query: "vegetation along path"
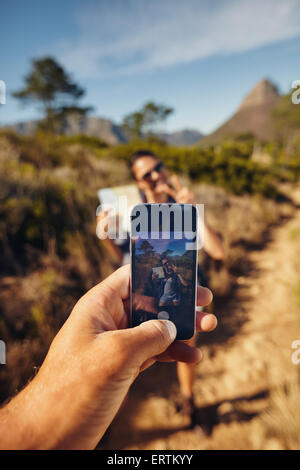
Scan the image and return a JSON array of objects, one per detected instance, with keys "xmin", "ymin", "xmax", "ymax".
[{"xmin": 100, "ymin": 186, "xmax": 300, "ymax": 450}]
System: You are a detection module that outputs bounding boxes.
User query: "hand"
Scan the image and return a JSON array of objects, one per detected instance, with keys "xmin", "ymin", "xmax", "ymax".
[
  {"xmin": 155, "ymin": 175, "xmax": 195, "ymax": 204},
  {"xmin": 96, "ymin": 209, "xmax": 111, "ymax": 239},
  {"xmin": 0, "ymin": 265, "xmax": 216, "ymax": 450},
  {"xmin": 96, "ymin": 208, "xmax": 121, "ymax": 240}
]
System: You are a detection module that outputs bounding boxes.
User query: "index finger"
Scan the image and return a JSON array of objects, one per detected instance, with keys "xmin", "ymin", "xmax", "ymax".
[
  {"xmin": 197, "ymin": 285, "xmax": 213, "ymax": 306},
  {"xmin": 85, "ymin": 264, "xmax": 130, "ymax": 306},
  {"xmin": 170, "ymin": 174, "xmax": 182, "ymax": 192},
  {"xmin": 155, "ymin": 183, "xmax": 177, "ymax": 200}
]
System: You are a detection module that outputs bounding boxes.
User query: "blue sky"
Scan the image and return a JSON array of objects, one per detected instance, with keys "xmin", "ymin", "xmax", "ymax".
[
  {"xmin": 136, "ymin": 237, "xmax": 189, "ymax": 257},
  {"xmin": 1, "ymin": 0, "xmax": 300, "ymax": 133}
]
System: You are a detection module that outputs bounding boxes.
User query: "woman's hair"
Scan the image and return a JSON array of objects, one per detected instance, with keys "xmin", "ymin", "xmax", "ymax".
[{"xmin": 129, "ymin": 150, "xmax": 159, "ymax": 173}]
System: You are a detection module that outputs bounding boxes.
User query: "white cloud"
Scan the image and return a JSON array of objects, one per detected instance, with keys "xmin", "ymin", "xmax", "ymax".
[{"xmin": 57, "ymin": 0, "xmax": 300, "ymax": 79}]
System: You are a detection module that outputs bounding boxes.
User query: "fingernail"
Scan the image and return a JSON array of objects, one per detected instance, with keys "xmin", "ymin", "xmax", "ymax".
[
  {"xmin": 162, "ymin": 320, "xmax": 177, "ymax": 342},
  {"xmin": 195, "ymin": 349, "xmax": 203, "ymax": 363}
]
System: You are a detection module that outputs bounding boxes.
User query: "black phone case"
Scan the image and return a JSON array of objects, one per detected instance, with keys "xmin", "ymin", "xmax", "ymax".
[{"xmin": 130, "ymin": 203, "xmax": 197, "ymax": 341}]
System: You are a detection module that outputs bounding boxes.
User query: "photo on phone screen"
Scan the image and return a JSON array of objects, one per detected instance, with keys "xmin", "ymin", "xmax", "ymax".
[{"xmin": 130, "ymin": 203, "xmax": 198, "ymax": 340}]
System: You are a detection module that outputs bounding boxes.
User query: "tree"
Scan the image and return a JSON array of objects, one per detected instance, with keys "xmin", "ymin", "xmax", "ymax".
[
  {"xmin": 139, "ymin": 240, "xmax": 155, "ymax": 256},
  {"xmin": 122, "ymin": 101, "xmax": 174, "ymax": 140},
  {"xmin": 161, "ymin": 249, "xmax": 174, "ymax": 259},
  {"xmin": 12, "ymin": 57, "xmax": 92, "ymax": 133}
]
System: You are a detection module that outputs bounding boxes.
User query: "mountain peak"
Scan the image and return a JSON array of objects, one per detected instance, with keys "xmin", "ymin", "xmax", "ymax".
[
  {"xmin": 238, "ymin": 78, "xmax": 279, "ymax": 111},
  {"xmin": 200, "ymin": 77, "xmax": 281, "ymax": 145}
]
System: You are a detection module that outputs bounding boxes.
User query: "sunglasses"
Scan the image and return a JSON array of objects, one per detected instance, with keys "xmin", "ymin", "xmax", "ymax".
[
  {"xmin": 162, "ymin": 260, "xmax": 172, "ymax": 267},
  {"xmin": 140, "ymin": 161, "xmax": 164, "ymax": 181}
]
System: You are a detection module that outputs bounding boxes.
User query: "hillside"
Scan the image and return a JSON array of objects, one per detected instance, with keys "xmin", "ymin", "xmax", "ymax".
[
  {"xmin": 2, "ymin": 116, "xmax": 128, "ymax": 146},
  {"xmin": 1, "ymin": 117, "xmax": 203, "ymax": 147},
  {"xmin": 158, "ymin": 129, "xmax": 203, "ymax": 146},
  {"xmin": 201, "ymin": 79, "xmax": 280, "ymax": 145},
  {"xmin": 0, "ymin": 129, "xmax": 299, "ymax": 450}
]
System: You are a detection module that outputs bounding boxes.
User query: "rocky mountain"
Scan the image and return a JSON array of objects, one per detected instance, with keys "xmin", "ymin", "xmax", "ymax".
[
  {"xmin": 2, "ymin": 115, "xmax": 203, "ymax": 147},
  {"xmin": 201, "ymin": 79, "xmax": 280, "ymax": 145},
  {"xmin": 2, "ymin": 116, "xmax": 128, "ymax": 146},
  {"xmin": 158, "ymin": 129, "xmax": 203, "ymax": 146}
]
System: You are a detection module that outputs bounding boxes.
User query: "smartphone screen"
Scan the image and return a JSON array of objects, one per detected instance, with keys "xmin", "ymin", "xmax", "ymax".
[{"xmin": 130, "ymin": 203, "xmax": 198, "ymax": 340}]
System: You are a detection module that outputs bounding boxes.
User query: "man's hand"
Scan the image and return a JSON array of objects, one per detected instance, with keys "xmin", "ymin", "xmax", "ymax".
[{"xmin": 0, "ymin": 265, "xmax": 216, "ymax": 450}]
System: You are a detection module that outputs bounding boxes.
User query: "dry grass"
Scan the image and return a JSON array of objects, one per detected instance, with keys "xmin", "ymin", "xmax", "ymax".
[
  {"xmin": 254, "ymin": 371, "xmax": 300, "ymax": 449},
  {"xmin": 192, "ymin": 183, "xmax": 292, "ymax": 297}
]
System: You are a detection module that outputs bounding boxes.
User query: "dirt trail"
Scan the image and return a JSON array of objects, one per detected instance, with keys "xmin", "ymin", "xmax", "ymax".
[{"xmin": 101, "ymin": 188, "xmax": 300, "ymax": 450}]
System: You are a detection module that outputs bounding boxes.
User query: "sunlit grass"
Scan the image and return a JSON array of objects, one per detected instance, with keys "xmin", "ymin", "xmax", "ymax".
[
  {"xmin": 294, "ymin": 280, "xmax": 300, "ymax": 310},
  {"xmin": 289, "ymin": 227, "xmax": 300, "ymax": 241}
]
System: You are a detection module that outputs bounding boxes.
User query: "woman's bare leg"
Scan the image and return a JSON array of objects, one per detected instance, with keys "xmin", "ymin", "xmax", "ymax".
[
  {"xmin": 176, "ymin": 361, "xmax": 196, "ymax": 398},
  {"xmin": 176, "ymin": 334, "xmax": 197, "ymax": 399}
]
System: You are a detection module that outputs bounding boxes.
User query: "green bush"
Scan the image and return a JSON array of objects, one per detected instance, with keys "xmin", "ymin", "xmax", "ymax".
[
  {"xmin": 54, "ymin": 133, "xmax": 108, "ymax": 149},
  {"xmin": 105, "ymin": 138, "xmax": 281, "ymax": 197}
]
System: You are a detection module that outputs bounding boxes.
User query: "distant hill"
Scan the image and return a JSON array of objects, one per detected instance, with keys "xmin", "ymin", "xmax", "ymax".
[
  {"xmin": 2, "ymin": 116, "xmax": 128, "ymax": 146},
  {"xmin": 201, "ymin": 79, "xmax": 281, "ymax": 145},
  {"xmin": 158, "ymin": 129, "xmax": 203, "ymax": 146},
  {"xmin": 1, "ymin": 116, "xmax": 203, "ymax": 147}
]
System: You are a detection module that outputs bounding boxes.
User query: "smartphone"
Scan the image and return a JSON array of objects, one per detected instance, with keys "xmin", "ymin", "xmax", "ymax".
[{"xmin": 130, "ymin": 203, "xmax": 198, "ymax": 340}]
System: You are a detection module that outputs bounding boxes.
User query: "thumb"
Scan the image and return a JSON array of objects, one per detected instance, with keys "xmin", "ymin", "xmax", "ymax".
[{"xmin": 118, "ymin": 320, "xmax": 177, "ymax": 368}]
